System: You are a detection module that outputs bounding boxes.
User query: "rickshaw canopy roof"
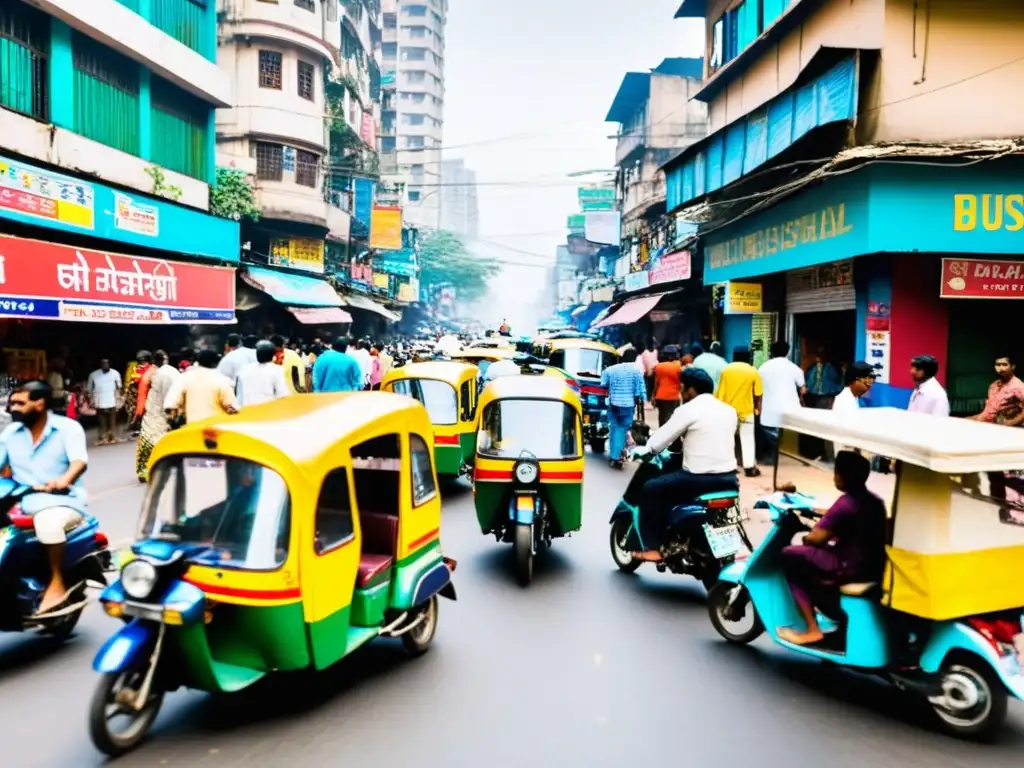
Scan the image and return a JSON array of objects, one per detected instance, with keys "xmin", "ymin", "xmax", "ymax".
[
  {"xmin": 479, "ymin": 375, "xmax": 582, "ymax": 411},
  {"xmin": 448, "ymin": 348, "xmax": 516, "ymax": 362},
  {"xmin": 781, "ymin": 407, "xmax": 1024, "ymax": 473},
  {"xmin": 383, "ymin": 361, "xmax": 479, "ymax": 385},
  {"xmin": 543, "ymin": 338, "xmax": 619, "ymax": 354}
]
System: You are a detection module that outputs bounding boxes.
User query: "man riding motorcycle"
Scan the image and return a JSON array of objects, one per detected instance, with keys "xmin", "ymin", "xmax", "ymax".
[
  {"xmin": 0, "ymin": 380, "xmax": 89, "ymax": 616},
  {"xmin": 629, "ymin": 367, "xmax": 738, "ymax": 561}
]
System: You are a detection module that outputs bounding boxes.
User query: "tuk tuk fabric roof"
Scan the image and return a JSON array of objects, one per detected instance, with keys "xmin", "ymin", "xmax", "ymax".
[
  {"xmin": 479, "ymin": 375, "xmax": 582, "ymax": 408},
  {"xmin": 386, "ymin": 361, "xmax": 479, "ymax": 383},
  {"xmin": 780, "ymin": 407, "xmax": 1024, "ymax": 473}
]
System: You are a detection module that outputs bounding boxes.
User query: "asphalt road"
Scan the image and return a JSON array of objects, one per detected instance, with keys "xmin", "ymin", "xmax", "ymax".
[{"xmin": 1, "ymin": 442, "xmax": 1022, "ymax": 767}]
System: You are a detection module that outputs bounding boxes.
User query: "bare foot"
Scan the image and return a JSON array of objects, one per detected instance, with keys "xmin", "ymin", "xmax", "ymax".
[
  {"xmin": 634, "ymin": 551, "xmax": 663, "ymax": 562},
  {"xmin": 35, "ymin": 588, "xmax": 70, "ymax": 617},
  {"xmin": 778, "ymin": 626, "xmax": 824, "ymax": 645}
]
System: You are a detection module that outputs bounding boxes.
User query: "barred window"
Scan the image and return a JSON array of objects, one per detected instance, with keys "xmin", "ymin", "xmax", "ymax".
[
  {"xmin": 258, "ymin": 50, "xmax": 282, "ymax": 89},
  {"xmin": 255, "ymin": 142, "xmax": 283, "ymax": 181},
  {"xmin": 295, "ymin": 150, "xmax": 318, "ymax": 188},
  {"xmin": 294, "ymin": 0, "xmax": 314, "ymax": 10},
  {"xmin": 297, "ymin": 60, "xmax": 315, "ymax": 101}
]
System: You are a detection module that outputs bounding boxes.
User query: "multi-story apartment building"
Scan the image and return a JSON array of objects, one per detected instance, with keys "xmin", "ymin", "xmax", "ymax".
[
  {"xmin": 379, "ymin": 0, "xmax": 447, "ymax": 229},
  {"xmin": 0, "ymin": 0, "xmax": 241, "ymax": 344},
  {"xmin": 664, "ymin": 0, "xmax": 1024, "ymax": 413},
  {"xmin": 439, "ymin": 159, "xmax": 479, "ymax": 241}
]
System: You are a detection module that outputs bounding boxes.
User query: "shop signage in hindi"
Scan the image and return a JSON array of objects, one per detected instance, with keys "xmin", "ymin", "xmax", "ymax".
[
  {"xmin": 269, "ymin": 238, "xmax": 325, "ymax": 274},
  {"xmin": 650, "ymin": 250, "xmax": 691, "ymax": 285},
  {"xmin": 725, "ymin": 282, "xmax": 762, "ymax": 314},
  {"xmin": 372, "ymin": 272, "xmax": 389, "ymax": 289},
  {"xmin": 649, "ymin": 311, "xmax": 674, "ymax": 323},
  {"xmin": 0, "ymin": 156, "xmax": 94, "ymax": 230},
  {"xmin": 940, "ymin": 257, "xmax": 1024, "ymax": 298},
  {"xmin": 624, "ymin": 271, "xmax": 649, "ymax": 291},
  {"xmin": 113, "ymin": 193, "xmax": 158, "ymax": 237},
  {"xmin": 0, "ymin": 234, "xmax": 235, "ymax": 323},
  {"xmin": 866, "ymin": 330, "xmax": 891, "ymax": 384},
  {"xmin": 370, "ymin": 206, "xmax": 403, "ymax": 250}
]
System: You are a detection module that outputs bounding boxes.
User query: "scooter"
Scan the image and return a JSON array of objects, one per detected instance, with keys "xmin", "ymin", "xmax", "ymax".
[
  {"xmin": 0, "ymin": 479, "xmax": 111, "ymax": 638},
  {"xmin": 608, "ymin": 451, "xmax": 751, "ymax": 590},
  {"xmin": 706, "ymin": 490, "xmax": 1024, "ymax": 740}
]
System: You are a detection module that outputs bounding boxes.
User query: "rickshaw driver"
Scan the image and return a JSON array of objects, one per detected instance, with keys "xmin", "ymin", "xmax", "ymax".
[{"xmin": 630, "ymin": 368, "xmax": 738, "ymax": 562}]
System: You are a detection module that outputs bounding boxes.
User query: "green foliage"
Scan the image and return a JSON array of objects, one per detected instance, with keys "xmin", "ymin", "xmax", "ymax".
[
  {"xmin": 210, "ymin": 167, "xmax": 261, "ymax": 222},
  {"xmin": 418, "ymin": 230, "xmax": 500, "ymax": 303},
  {"xmin": 145, "ymin": 166, "xmax": 182, "ymax": 202}
]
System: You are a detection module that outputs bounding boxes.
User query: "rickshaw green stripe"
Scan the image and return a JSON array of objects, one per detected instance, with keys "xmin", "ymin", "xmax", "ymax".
[{"xmin": 434, "ymin": 444, "xmax": 463, "ymax": 476}]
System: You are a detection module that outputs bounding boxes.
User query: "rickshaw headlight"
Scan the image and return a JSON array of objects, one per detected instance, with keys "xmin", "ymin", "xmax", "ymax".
[
  {"xmin": 122, "ymin": 559, "xmax": 158, "ymax": 600},
  {"xmin": 515, "ymin": 461, "xmax": 539, "ymax": 484}
]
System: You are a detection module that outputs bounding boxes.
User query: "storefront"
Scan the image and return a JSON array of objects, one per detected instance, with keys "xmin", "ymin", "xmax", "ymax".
[
  {"xmin": 701, "ymin": 157, "xmax": 1024, "ymax": 410},
  {"xmin": 241, "ymin": 266, "xmax": 352, "ymax": 338}
]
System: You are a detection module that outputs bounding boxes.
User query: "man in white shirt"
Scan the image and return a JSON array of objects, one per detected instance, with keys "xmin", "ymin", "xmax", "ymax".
[
  {"xmin": 907, "ymin": 354, "xmax": 950, "ymax": 417},
  {"xmin": 348, "ymin": 339, "xmax": 373, "ymax": 390},
  {"xmin": 629, "ymin": 368, "xmax": 738, "ymax": 561},
  {"xmin": 483, "ymin": 358, "xmax": 521, "ymax": 381},
  {"xmin": 218, "ymin": 334, "xmax": 257, "ymax": 388},
  {"xmin": 236, "ymin": 341, "xmax": 289, "ymax": 408},
  {"xmin": 758, "ymin": 341, "xmax": 806, "ymax": 461},
  {"xmin": 86, "ymin": 359, "xmax": 122, "ymax": 444},
  {"xmin": 831, "ymin": 361, "xmax": 876, "ymax": 455}
]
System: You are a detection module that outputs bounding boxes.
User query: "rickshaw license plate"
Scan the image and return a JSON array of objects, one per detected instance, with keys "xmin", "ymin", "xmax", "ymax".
[
  {"xmin": 516, "ymin": 496, "xmax": 535, "ymax": 512},
  {"xmin": 702, "ymin": 524, "xmax": 742, "ymax": 559}
]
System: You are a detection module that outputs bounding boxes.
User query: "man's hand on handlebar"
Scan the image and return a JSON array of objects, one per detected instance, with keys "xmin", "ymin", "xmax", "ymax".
[
  {"xmin": 35, "ymin": 478, "xmax": 72, "ymax": 493},
  {"xmin": 629, "ymin": 446, "xmax": 652, "ymax": 461}
]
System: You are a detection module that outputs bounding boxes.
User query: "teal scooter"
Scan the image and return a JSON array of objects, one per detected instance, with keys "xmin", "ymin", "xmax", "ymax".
[{"xmin": 706, "ymin": 490, "xmax": 1024, "ymax": 741}]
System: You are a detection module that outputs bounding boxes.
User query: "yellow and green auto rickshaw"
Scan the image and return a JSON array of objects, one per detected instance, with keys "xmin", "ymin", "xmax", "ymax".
[
  {"xmin": 381, "ymin": 361, "xmax": 479, "ymax": 478},
  {"xmin": 538, "ymin": 337, "xmax": 619, "ymax": 454},
  {"xmin": 473, "ymin": 376, "xmax": 584, "ymax": 586},
  {"xmin": 89, "ymin": 393, "xmax": 457, "ymax": 756}
]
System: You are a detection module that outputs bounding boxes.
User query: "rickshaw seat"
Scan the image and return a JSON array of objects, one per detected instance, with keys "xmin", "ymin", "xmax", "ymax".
[
  {"xmin": 357, "ymin": 553, "xmax": 393, "ymax": 588},
  {"xmin": 839, "ymin": 582, "xmax": 878, "ymax": 597},
  {"xmin": 360, "ymin": 511, "xmax": 398, "ymax": 556}
]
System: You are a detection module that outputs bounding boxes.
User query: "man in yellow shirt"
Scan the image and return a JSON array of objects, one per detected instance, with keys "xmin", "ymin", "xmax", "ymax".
[
  {"xmin": 715, "ymin": 346, "xmax": 763, "ymax": 477},
  {"xmin": 271, "ymin": 335, "xmax": 304, "ymax": 394}
]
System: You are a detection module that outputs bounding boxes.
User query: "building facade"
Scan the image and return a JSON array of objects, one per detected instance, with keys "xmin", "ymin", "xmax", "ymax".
[
  {"xmin": 379, "ymin": 0, "xmax": 447, "ymax": 229},
  {"xmin": 439, "ymin": 158, "xmax": 479, "ymax": 242},
  {"xmin": 664, "ymin": 0, "xmax": 1024, "ymax": 413}
]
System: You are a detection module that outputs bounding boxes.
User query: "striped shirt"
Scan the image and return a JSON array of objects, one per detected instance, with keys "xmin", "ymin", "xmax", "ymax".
[{"xmin": 601, "ymin": 363, "xmax": 645, "ymax": 408}]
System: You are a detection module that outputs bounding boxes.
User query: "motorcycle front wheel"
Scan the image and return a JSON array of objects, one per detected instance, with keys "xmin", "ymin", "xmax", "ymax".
[
  {"xmin": 609, "ymin": 518, "xmax": 641, "ymax": 573},
  {"xmin": 88, "ymin": 669, "xmax": 164, "ymax": 757},
  {"xmin": 707, "ymin": 582, "xmax": 764, "ymax": 645},
  {"xmin": 513, "ymin": 523, "xmax": 534, "ymax": 586}
]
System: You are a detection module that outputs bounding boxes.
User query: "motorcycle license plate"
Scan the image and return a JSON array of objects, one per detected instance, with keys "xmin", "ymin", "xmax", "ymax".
[
  {"xmin": 702, "ymin": 524, "xmax": 742, "ymax": 559},
  {"xmin": 516, "ymin": 496, "xmax": 535, "ymax": 512}
]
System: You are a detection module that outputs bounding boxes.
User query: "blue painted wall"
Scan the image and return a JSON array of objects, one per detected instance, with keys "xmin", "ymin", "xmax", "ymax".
[{"xmin": 721, "ymin": 313, "xmax": 752, "ymax": 362}]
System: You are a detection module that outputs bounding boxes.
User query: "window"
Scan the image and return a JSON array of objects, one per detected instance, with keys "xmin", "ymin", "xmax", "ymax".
[
  {"xmin": 408, "ymin": 190, "xmax": 421, "ymax": 201},
  {"xmin": 258, "ymin": 50, "xmax": 282, "ymax": 89},
  {"xmin": 382, "ymin": 42, "xmax": 397, "ymax": 59},
  {"xmin": 404, "ymin": 136, "xmax": 425, "ymax": 149},
  {"xmin": 411, "ymin": 163, "xmax": 425, "ymax": 174},
  {"xmin": 297, "ymin": 60, "xmax": 315, "ymax": 100},
  {"xmin": 550, "ymin": 348, "xmax": 618, "ymax": 378},
  {"xmin": 410, "ymin": 434, "xmax": 437, "ymax": 506},
  {"xmin": 151, "ymin": 0, "xmax": 206, "ymax": 56},
  {"xmin": 403, "ymin": 113, "xmax": 425, "ymax": 126},
  {"xmin": 314, "ymin": 469, "xmax": 354, "ymax": 555},
  {"xmin": 477, "ymin": 401, "xmax": 580, "ymax": 460},
  {"xmin": 295, "ymin": 149, "xmax": 319, "ymax": 187},
  {"xmin": 405, "ymin": 71, "xmax": 426, "ymax": 83},
  {"xmin": 294, "ymin": 0, "xmax": 315, "ymax": 10},
  {"xmin": 404, "ymin": 25, "xmax": 428, "ymax": 38},
  {"xmin": 710, "ymin": 17, "xmax": 724, "ymax": 74},
  {"xmin": 72, "ymin": 33, "xmax": 140, "ymax": 154},
  {"xmin": 383, "ymin": 12, "xmax": 396, "ymax": 28},
  {"xmin": 402, "ymin": 47, "xmax": 426, "ymax": 61},
  {"xmin": 151, "ymin": 76, "xmax": 209, "ymax": 180},
  {"xmin": 459, "ymin": 380, "xmax": 474, "ymax": 421},
  {"xmin": 389, "ymin": 378, "xmax": 457, "ymax": 424},
  {"xmin": 255, "ymin": 141, "xmax": 283, "ymax": 181},
  {"xmin": 0, "ymin": 1, "xmax": 49, "ymax": 121},
  {"xmin": 404, "ymin": 4, "xmax": 427, "ymax": 16}
]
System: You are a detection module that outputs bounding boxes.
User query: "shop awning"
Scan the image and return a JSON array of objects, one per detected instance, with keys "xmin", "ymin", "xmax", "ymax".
[
  {"xmin": 571, "ymin": 305, "xmax": 589, "ymax": 317},
  {"xmin": 345, "ymin": 294, "xmax": 401, "ymax": 322},
  {"xmin": 592, "ymin": 294, "xmax": 664, "ymax": 328},
  {"xmin": 242, "ymin": 266, "xmax": 343, "ymax": 308},
  {"xmin": 289, "ymin": 307, "xmax": 353, "ymax": 324}
]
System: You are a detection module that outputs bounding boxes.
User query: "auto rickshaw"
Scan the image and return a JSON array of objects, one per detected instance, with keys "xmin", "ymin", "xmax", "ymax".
[
  {"xmin": 381, "ymin": 361, "xmax": 479, "ymax": 478},
  {"xmin": 447, "ymin": 347, "xmax": 517, "ymax": 379},
  {"xmin": 89, "ymin": 393, "xmax": 457, "ymax": 756},
  {"xmin": 538, "ymin": 337, "xmax": 619, "ymax": 454},
  {"xmin": 473, "ymin": 376, "xmax": 584, "ymax": 586},
  {"xmin": 707, "ymin": 407, "xmax": 1024, "ymax": 740}
]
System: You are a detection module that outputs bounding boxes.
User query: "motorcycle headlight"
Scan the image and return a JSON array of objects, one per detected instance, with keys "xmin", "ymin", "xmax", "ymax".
[
  {"xmin": 121, "ymin": 559, "xmax": 158, "ymax": 600},
  {"xmin": 515, "ymin": 461, "xmax": 539, "ymax": 484}
]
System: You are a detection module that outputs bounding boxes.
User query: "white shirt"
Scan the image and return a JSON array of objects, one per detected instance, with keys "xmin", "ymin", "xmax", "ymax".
[
  {"xmin": 484, "ymin": 360, "xmax": 521, "ymax": 380},
  {"xmin": 236, "ymin": 362, "xmax": 289, "ymax": 407},
  {"xmin": 218, "ymin": 347, "xmax": 257, "ymax": 385},
  {"xmin": 349, "ymin": 348, "xmax": 372, "ymax": 385},
  {"xmin": 647, "ymin": 393, "xmax": 738, "ymax": 474},
  {"xmin": 831, "ymin": 386, "xmax": 861, "ymax": 455},
  {"xmin": 908, "ymin": 376, "xmax": 950, "ymax": 417},
  {"xmin": 86, "ymin": 368, "xmax": 122, "ymax": 409},
  {"xmin": 758, "ymin": 356, "xmax": 806, "ymax": 428}
]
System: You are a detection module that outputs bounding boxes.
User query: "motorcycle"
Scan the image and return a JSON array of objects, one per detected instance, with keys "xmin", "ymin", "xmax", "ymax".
[
  {"xmin": 0, "ymin": 479, "xmax": 111, "ymax": 637},
  {"xmin": 608, "ymin": 451, "xmax": 751, "ymax": 590}
]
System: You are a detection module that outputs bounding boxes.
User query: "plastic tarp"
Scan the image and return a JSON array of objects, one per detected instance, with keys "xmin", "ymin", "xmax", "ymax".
[
  {"xmin": 592, "ymin": 295, "xmax": 663, "ymax": 329},
  {"xmin": 574, "ymin": 301, "xmax": 611, "ymax": 332},
  {"xmin": 243, "ymin": 266, "xmax": 343, "ymax": 308},
  {"xmin": 289, "ymin": 307, "xmax": 353, "ymax": 324}
]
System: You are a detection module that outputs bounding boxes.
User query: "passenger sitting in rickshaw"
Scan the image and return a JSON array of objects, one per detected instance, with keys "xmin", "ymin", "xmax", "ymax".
[{"xmin": 778, "ymin": 450, "xmax": 888, "ymax": 646}]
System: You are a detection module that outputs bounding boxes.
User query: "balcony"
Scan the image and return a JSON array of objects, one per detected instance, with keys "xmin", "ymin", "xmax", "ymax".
[
  {"xmin": 622, "ymin": 178, "xmax": 665, "ymax": 219},
  {"xmin": 256, "ymin": 180, "xmax": 329, "ymax": 227},
  {"xmin": 219, "ymin": 0, "xmax": 338, "ymax": 63}
]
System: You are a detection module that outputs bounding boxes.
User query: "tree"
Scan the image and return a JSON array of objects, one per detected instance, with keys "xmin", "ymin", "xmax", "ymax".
[
  {"xmin": 417, "ymin": 230, "xmax": 500, "ymax": 303},
  {"xmin": 210, "ymin": 167, "xmax": 260, "ymax": 222}
]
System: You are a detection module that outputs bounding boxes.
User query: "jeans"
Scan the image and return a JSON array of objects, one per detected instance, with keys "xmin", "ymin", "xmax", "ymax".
[
  {"xmin": 608, "ymin": 404, "xmax": 634, "ymax": 460},
  {"xmin": 637, "ymin": 466, "xmax": 738, "ymax": 549}
]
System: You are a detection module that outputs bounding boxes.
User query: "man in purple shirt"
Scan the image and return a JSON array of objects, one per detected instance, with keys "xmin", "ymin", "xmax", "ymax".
[
  {"xmin": 777, "ymin": 451, "xmax": 888, "ymax": 645},
  {"xmin": 907, "ymin": 355, "xmax": 950, "ymax": 417}
]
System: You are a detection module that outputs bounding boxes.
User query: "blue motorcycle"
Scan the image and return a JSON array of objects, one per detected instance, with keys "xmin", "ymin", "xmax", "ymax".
[
  {"xmin": 707, "ymin": 490, "xmax": 1024, "ymax": 740},
  {"xmin": 0, "ymin": 478, "xmax": 110, "ymax": 638}
]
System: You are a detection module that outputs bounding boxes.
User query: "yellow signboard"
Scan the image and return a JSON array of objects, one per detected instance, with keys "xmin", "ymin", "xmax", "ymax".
[
  {"xmin": 725, "ymin": 282, "xmax": 762, "ymax": 314},
  {"xmin": 373, "ymin": 272, "xmax": 389, "ymax": 289},
  {"xmin": 269, "ymin": 238, "xmax": 325, "ymax": 274},
  {"xmin": 370, "ymin": 206, "xmax": 403, "ymax": 250}
]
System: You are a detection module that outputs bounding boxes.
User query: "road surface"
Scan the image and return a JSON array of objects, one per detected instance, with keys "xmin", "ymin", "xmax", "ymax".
[{"xmin": 0, "ymin": 442, "xmax": 1021, "ymax": 767}]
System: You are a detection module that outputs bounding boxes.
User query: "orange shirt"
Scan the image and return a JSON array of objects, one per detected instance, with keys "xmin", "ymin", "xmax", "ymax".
[{"xmin": 653, "ymin": 361, "xmax": 682, "ymax": 402}]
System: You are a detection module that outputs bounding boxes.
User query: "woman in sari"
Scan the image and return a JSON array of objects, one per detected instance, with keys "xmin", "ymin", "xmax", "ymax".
[{"xmin": 135, "ymin": 350, "xmax": 179, "ymax": 482}]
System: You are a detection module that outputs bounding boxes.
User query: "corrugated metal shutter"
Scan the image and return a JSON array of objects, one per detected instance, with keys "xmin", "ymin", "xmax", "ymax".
[{"xmin": 785, "ymin": 262, "xmax": 855, "ymax": 313}]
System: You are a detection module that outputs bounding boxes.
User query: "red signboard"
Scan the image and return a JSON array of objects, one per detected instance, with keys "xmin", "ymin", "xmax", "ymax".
[
  {"xmin": 650, "ymin": 250, "xmax": 692, "ymax": 285},
  {"xmin": 361, "ymin": 113, "xmax": 376, "ymax": 146},
  {"xmin": 0, "ymin": 234, "xmax": 236, "ymax": 323},
  {"xmin": 941, "ymin": 258, "xmax": 1024, "ymax": 299}
]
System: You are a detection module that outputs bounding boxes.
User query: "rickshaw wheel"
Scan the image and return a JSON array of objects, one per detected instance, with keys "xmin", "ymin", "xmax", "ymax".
[
  {"xmin": 609, "ymin": 519, "xmax": 641, "ymax": 573},
  {"xmin": 514, "ymin": 524, "xmax": 534, "ymax": 586},
  {"xmin": 930, "ymin": 657, "xmax": 1008, "ymax": 740},
  {"xmin": 402, "ymin": 596, "xmax": 438, "ymax": 656},
  {"xmin": 88, "ymin": 670, "xmax": 164, "ymax": 757}
]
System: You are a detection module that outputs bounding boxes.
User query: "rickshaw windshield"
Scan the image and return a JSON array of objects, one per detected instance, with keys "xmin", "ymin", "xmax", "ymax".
[
  {"xmin": 140, "ymin": 457, "xmax": 291, "ymax": 570},
  {"xmin": 477, "ymin": 400, "xmax": 579, "ymax": 459},
  {"xmin": 392, "ymin": 378, "xmax": 459, "ymax": 425},
  {"xmin": 556, "ymin": 348, "xmax": 617, "ymax": 379}
]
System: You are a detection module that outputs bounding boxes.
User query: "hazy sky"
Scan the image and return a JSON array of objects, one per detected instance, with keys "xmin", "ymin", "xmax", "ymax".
[{"xmin": 442, "ymin": 0, "xmax": 704, "ymax": 330}]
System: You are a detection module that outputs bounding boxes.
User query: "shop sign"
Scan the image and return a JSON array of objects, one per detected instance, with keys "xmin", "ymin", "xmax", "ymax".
[
  {"xmin": 372, "ymin": 272, "xmax": 389, "ymax": 289},
  {"xmin": 372, "ymin": 247, "xmax": 417, "ymax": 277},
  {"xmin": 353, "ymin": 178, "xmax": 374, "ymax": 229},
  {"xmin": 361, "ymin": 114, "xmax": 376, "ymax": 146},
  {"xmin": 567, "ymin": 214, "xmax": 586, "ymax": 232},
  {"xmin": 584, "ymin": 212, "xmax": 621, "ymax": 246},
  {"xmin": 940, "ymin": 258, "xmax": 1024, "ymax": 299},
  {"xmin": 650, "ymin": 250, "xmax": 691, "ymax": 285},
  {"xmin": 269, "ymin": 238, "xmax": 325, "ymax": 274},
  {"xmin": 398, "ymin": 280, "xmax": 419, "ymax": 303},
  {"xmin": 867, "ymin": 300, "xmax": 891, "ymax": 331},
  {"xmin": 578, "ymin": 187, "xmax": 615, "ymax": 208},
  {"xmin": 0, "ymin": 234, "xmax": 236, "ymax": 323},
  {"xmin": 370, "ymin": 206, "xmax": 403, "ymax": 250},
  {"xmin": 724, "ymin": 282, "xmax": 762, "ymax": 314},
  {"xmin": 624, "ymin": 271, "xmax": 649, "ymax": 292},
  {"xmin": 649, "ymin": 311, "xmax": 674, "ymax": 323},
  {"xmin": 866, "ymin": 330, "xmax": 891, "ymax": 384},
  {"xmin": 283, "ymin": 147, "xmax": 297, "ymax": 173},
  {"xmin": 0, "ymin": 156, "xmax": 94, "ymax": 229},
  {"xmin": 113, "ymin": 193, "xmax": 158, "ymax": 237}
]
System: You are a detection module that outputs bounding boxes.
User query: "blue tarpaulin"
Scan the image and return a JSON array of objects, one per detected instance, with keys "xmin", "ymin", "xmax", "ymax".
[
  {"xmin": 243, "ymin": 267, "xmax": 343, "ymax": 307},
  {"xmin": 574, "ymin": 302, "xmax": 610, "ymax": 332}
]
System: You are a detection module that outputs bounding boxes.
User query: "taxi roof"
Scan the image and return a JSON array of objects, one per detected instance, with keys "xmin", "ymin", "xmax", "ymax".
[
  {"xmin": 387, "ymin": 361, "xmax": 479, "ymax": 381},
  {"xmin": 781, "ymin": 407, "xmax": 1024, "ymax": 473},
  {"xmin": 544, "ymin": 337, "xmax": 618, "ymax": 353},
  {"xmin": 481, "ymin": 374, "xmax": 580, "ymax": 405}
]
